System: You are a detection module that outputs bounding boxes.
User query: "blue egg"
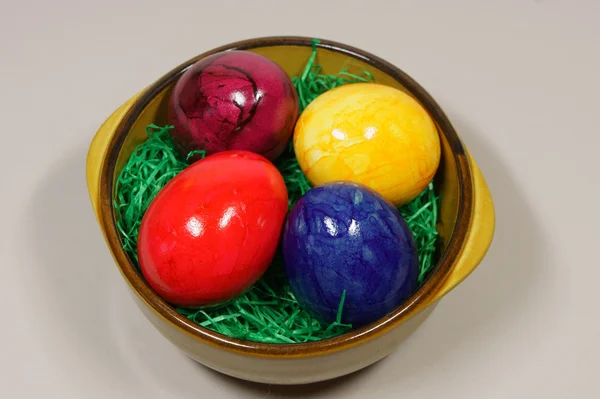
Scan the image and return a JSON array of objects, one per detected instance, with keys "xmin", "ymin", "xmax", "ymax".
[{"xmin": 282, "ymin": 181, "xmax": 419, "ymax": 326}]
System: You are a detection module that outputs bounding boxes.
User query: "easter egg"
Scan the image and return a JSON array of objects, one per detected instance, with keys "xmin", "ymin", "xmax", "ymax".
[
  {"xmin": 282, "ymin": 181, "xmax": 419, "ymax": 326},
  {"xmin": 137, "ymin": 150, "xmax": 289, "ymax": 308},
  {"xmin": 293, "ymin": 83, "xmax": 441, "ymax": 206},
  {"xmin": 168, "ymin": 50, "xmax": 299, "ymax": 162}
]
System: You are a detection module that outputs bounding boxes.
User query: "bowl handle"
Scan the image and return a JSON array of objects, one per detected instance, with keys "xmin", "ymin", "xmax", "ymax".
[
  {"xmin": 87, "ymin": 95, "xmax": 495, "ymax": 301},
  {"xmin": 86, "ymin": 93, "xmax": 142, "ymax": 222},
  {"xmin": 429, "ymin": 151, "xmax": 496, "ymax": 303}
]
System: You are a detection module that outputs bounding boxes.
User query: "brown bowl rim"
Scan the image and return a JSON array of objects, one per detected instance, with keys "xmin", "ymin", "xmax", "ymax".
[{"xmin": 98, "ymin": 35, "xmax": 473, "ymax": 358}]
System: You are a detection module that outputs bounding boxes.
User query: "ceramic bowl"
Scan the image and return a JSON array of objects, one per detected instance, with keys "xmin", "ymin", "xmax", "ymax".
[{"xmin": 86, "ymin": 36, "xmax": 495, "ymax": 385}]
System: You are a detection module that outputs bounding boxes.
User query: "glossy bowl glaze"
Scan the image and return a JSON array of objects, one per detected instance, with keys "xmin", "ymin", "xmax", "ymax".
[{"xmin": 86, "ymin": 36, "xmax": 495, "ymax": 385}]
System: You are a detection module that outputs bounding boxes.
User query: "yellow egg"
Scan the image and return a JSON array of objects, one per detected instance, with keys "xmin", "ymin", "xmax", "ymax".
[{"xmin": 293, "ymin": 83, "xmax": 441, "ymax": 206}]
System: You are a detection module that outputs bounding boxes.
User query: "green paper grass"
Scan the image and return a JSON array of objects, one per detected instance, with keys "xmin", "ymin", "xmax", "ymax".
[{"xmin": 113, "ymin": 39, "xmax": 441, "ymax": 343}]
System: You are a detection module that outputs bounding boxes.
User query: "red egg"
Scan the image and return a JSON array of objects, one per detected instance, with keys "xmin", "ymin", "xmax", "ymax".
[{"xmin": 137, "ymin": 150, "xmax": 288, "ymax": 308}]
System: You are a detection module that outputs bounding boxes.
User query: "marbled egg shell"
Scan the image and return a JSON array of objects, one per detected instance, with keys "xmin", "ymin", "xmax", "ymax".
[
  {"xmin": 282, "ymin": 181, "xmax": 419, "ymax": 326},
  {"xmin": 168, "ymin": 50, "xmax": 299, "ymax": 162},
  {"xmin": 293, "ymin": 82, "xmax": 441, "ymax": 206}
]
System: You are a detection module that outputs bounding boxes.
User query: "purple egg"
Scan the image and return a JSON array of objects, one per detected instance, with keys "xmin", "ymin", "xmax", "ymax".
[
  {"xmin": 282, "ymin": 182, "xmax": 419, "ymax": 326},
  {"xmin": 168, "ymin": 50, "xmax": 299, "ymax": 162}
]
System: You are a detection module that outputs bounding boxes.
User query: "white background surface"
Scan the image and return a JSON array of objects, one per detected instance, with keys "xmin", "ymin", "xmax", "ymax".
[{"xmin": 1, "ymin": 0, "xmax": 599, "ymax": 397}]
